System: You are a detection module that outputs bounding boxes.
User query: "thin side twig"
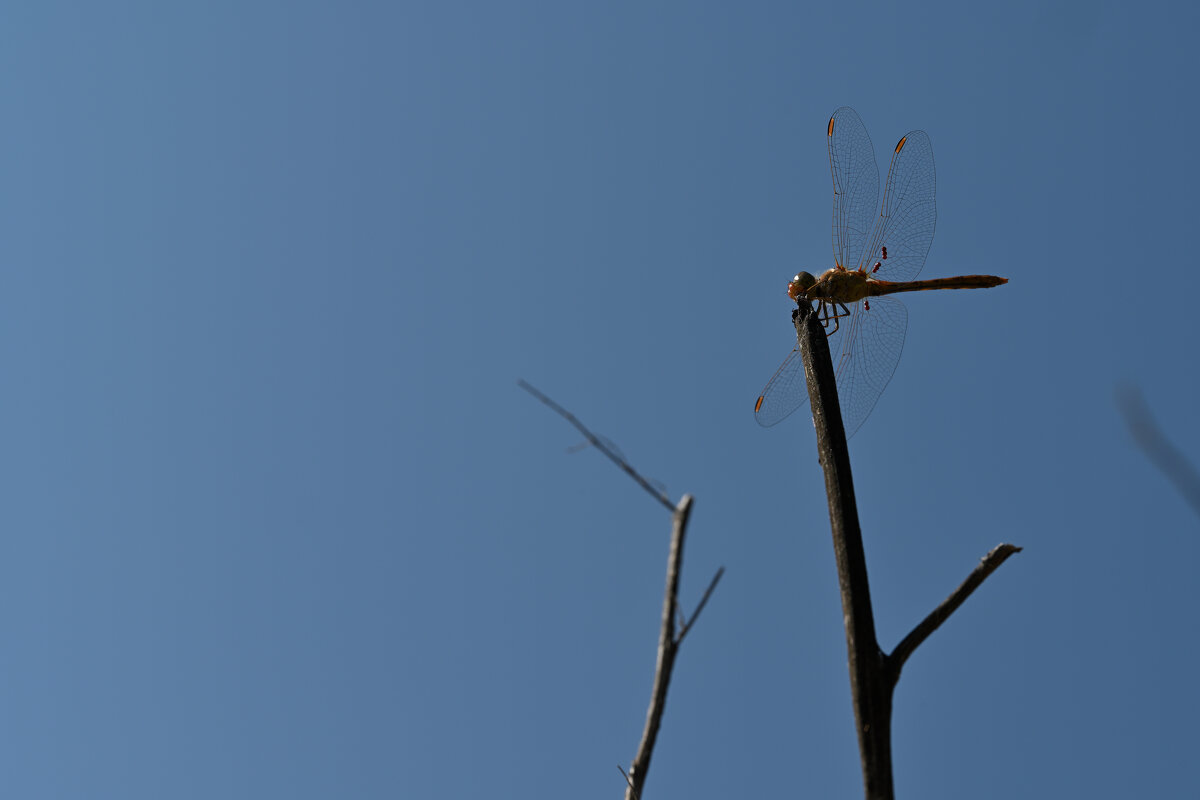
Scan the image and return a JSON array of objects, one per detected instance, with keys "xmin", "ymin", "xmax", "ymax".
[
  {"xmin": 678, "ymin": 566, "xmax": 724, "ymax": 644},
  {"xmin": 517, "ymin": 379, "xmax": 674, "ymax": 512},
  {"xmin": 617, "ymin": 765, "xmax": 640, "ymax": 800},
  {"xmin": 888, "ymin": 544, "xmax": 1023, "ymax": 681}
]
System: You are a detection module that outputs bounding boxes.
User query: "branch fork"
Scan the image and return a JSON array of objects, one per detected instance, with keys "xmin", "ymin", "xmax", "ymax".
[{"xmin": 793, "ymin": 302, "xmax": 1020, "ymax": 799}]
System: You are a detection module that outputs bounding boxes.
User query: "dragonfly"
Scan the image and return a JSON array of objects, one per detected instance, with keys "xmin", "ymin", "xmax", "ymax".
[{"xmin": 754, "ymin": 107, "xmax": 1007, "ymax": 436}]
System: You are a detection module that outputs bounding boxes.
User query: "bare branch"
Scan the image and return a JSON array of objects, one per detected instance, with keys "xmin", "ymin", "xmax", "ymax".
[
  {"xmin": 517, "ymin": 379, "xmax": 674, "ymax": 512},
  {"xmin": 888, "ymin": 544, "xmax": 1022, "ymax": 680},
  {"xmin": 1117, "ymin": 384, "xmax": 1200, "ymax": 518},
  {"xmin": 625, "ymin": 495, "xmax": 695, "ymax": 800},
  {"xmin": 794, "ymin": 302, "xmax": 894, "ymax": 800},
  {"xmin": 520, "ymin": 383, "xmax": 723, "ymax": 797}
]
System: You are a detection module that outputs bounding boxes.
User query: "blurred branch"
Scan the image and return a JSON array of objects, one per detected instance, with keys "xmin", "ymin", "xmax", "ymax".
[
  {"xmin": 518, "ymin": 379, "xmax": 674, "ymax": 512},
  {"xmin": 1117, "ymin": 384, "xmax": 1200, "ymax": 518}
]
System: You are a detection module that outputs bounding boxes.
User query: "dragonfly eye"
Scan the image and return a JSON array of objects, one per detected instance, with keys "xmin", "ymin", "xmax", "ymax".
[{"xmin": 788, "ymin": 271, "xmax": 817, "ymax": 300}]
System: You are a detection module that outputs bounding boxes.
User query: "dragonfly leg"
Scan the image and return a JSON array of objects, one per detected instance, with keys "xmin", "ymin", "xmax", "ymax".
[
  {"xmin": 822, "ymin": 301, "xmax": 852, "ymax": 337},
  {"xmin": 816, "ymin": 301, "xmax": 840, "ymax": 336}
]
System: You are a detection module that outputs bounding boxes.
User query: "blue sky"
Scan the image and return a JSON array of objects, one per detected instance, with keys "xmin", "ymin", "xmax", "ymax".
[{"xmin": 1, "ymin": 0, "xmax": 1198, "ymax": 797}]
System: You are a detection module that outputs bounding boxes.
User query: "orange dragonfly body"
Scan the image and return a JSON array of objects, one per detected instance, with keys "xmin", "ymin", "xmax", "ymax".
[{"xmin": 754, "ymin": 107, "xmax": 1007, "ymax": 435}]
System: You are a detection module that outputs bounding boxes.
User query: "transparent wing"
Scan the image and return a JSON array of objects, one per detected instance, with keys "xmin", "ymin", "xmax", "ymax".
[
  {"xmin": 754, "ymin": 346, "xmax": 809, "ymax": 428},
  {"xmin": 830, "ymin": 295, "xmax": 908, "ymax": 437},
  {"xmin": 828, "ymin": 107, "xmax": 879, "ymax": 272},
  {"xmin": 863, "ymin": 130, "xmax": 936, "ymax": 282}
]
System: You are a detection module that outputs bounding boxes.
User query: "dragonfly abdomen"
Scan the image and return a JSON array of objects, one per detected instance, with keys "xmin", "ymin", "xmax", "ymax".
[{"xmin": 867, "ymin": 275, "xmax": 1008, "ymax": 296}]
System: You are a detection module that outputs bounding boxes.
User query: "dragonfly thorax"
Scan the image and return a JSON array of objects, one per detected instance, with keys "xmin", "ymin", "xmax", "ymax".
[{"xmin": 805, "ymin": 267, "xmax": 872, "ymax": 304}]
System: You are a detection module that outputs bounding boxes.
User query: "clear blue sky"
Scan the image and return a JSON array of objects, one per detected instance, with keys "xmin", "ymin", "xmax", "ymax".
[{"xmin": 1, "ymin": 1, "xmax": 1197, "ymax": 797}]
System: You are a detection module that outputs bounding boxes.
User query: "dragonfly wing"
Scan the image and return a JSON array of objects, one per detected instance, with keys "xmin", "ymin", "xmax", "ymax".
[
  {"xmin": 754, "ymin": 346, "xmax": 809, "ymax": 428},
  {"xmin": 864, "ymin": 129, "xmax": 936, "ymax": 283},
  {"xmin": 828, "ymin": 107, "xmax": 879, "ymax": 272},
  {"xmin": 830, "ymin": 296, "xmax": 908, "ymax": 437}
]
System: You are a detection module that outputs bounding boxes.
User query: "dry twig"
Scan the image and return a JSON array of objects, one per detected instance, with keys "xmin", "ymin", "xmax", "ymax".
[{"xmin": 518, "ymin": 380, "xmax": 723, "ymax": 799}]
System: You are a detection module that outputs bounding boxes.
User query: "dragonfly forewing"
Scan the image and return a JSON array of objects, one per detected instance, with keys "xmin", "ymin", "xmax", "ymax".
[
  {"xmin": 862, "ymin": 129, "xmax": 936, "ymax": 282},
  {"xmin": 828, "ymin": 107, "xmax": 879, "ymax": 272}
]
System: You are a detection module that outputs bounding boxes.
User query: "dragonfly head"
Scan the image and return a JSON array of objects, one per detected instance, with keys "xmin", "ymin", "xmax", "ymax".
[{"xmin": 788, "ymin": 271, "xmax": 817, "ymax": 301}]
